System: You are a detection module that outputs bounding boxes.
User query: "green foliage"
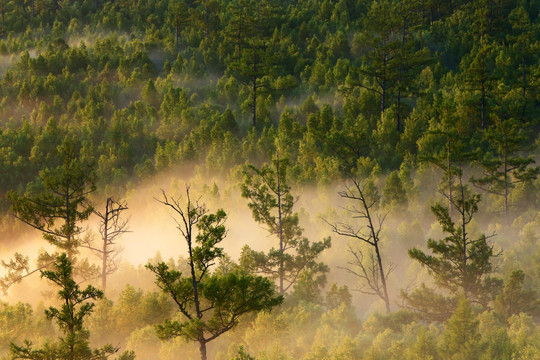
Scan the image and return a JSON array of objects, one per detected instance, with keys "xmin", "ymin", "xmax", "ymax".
[
  {"xmin": 9, "ymin": 253, "xmax": 122, "ymax": 360},
  {"xmin": 494, "ymin": 270, "xmax": 540, "ymax": 320},
  {"xmin": 407, "ymin": 185, "xmax": 501, "ymax": 311},
  {"xmin": 439, "ymin": 297, "xmax": 482, "ymax": 360},
  {"xmin": 241, "ymin": 159, "xmax": 331, "ymax": 295},
  {"xmin": 0, "ymin": 2, "xmax": 538, "ymax": 359},
  {"xmin": 148, "ymin": 190, "xmax": 282, "ymax": 360}
]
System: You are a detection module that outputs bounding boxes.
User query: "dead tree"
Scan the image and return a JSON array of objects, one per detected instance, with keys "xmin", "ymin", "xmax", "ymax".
[
  {"xmin": 81, "ymin": 198, "xmax": 129, "ymax": 294},
  {"xmin": 327, "ymin": 179, "xmax": 393, "ymax": 313}
]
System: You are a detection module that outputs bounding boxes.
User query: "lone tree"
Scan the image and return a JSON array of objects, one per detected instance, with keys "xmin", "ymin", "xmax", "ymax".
[
  {"xmin": 2, "ymin": 138, "xmax": 97, "ymax": 291},
  {"xmin": 147, "ymin": 188, "xmax": 282, "ymax": 360},
  {"xmin": 327, "ymin": 178, "xmax": 393, "ymax": 313},
  {"xmin": 9, "ymin": 253, "xmax": 131, "ymax": 360},
  {"xmin": 403, "ymin": 176, "xmax": 502, "ymax": 320},
  {"xmin": 81, "ymin": 197, "xmax": 130, "ymax": 294},
  {"xmin": 241, "ymin": 158, "xmax": 331, "ymax": 295}
]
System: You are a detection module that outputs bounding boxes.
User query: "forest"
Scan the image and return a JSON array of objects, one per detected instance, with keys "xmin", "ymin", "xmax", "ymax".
[{"xmin": 0, "ymin": 0, "xmax": 539, "ymax": 359}]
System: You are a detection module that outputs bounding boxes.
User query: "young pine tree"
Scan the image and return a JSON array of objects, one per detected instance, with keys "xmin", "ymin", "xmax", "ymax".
[
  {"xmin": 404, "ymin": 178, "xmax": 502, "ymax": 319},
  {"xmin": 147, "ymin": 188, "xmax": 282, "ymax": 360},
  {"xmin": 241, "ymin": 158, "xmax": 331, "ymax": 295},
  {"xmin": 10, "ymin": 253, "xmax": 131, "ymax": 360}
]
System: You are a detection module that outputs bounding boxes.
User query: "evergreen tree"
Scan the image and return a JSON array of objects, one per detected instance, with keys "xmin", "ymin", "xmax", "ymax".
[
  {"xmin": 2, "ymin": 137, "xmax": 97, "ymax": 291},
  {"xmin": 9, "ymin": 253, "xmax": 128, "ymax": 360},
  {"xmin": 407, "ymin": 179, "xmax": 501, "ymax": 310},
  {"xmin": 241, "ymin": 158, "xmax": 331, "ymax": 295},
  {"xmin": 147, "ymin": 188, "xmax": 282, "ymax": 360},
  {"xmin": 225, "ymin": 0, "xmax": 279, "ymax": 127},
  {"xmin": 471, "ymin": 119, "xmax": 539, "ymax": 224},
  {"xmin": 439, "ymin": 297, "xmax": 482, "ymax": 360}
]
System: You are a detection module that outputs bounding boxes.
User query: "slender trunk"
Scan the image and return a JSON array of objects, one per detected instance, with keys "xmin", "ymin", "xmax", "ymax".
[
  {"xmin": 363, "ymin": 192, "xmax": 390, "ymax": 313},
  {"xmin": 277, "ymin": 162, "xmax": 284, "ymax": 295},
  {"xmin": 187, "ymin": 223, "xmax": 202, "ymax": 319},
  {"xmin": 380, "ymin": 54, "xmax": 387, "ymax": 120},
  {"xmin": 481, "ymin": 77, "xmax": 486, "ymax": 130},
  {"xmin": 65, "ymin": 173, "xmax": 72, "ymax": 261},
  {"xmin": 459, "ymin": 180, "xmax": 468, "ymax": 297},
  {"xmin": 175, "ymin": 24, "xmax": 179, "ymax": 50},
  {"xmin": 448, "ymin": 145, "xmax": 453, "ymax": 217},
  {"xmin": 397, "ymin": 10, "xmax": 408, "ymax": 132},
  {"xmin": 504, "ymin": 147, "xmax": 509, "ymax": 226},
  {"xmin": 488, "ymin": 0, "xmax": 493, "ymax": 33},
  {"xmin": 252, "ymin": 50, "xmax": 258, "ymax": 127},
  {"xmin": 199, "ymin": 340, "xmax": 207, "ymax": 360},
  {"xmin": 31, "ymin": 0, "xmax": 34, "ymax": 17},
  {"xmin": 205, "ymin": 8, "xmax": 210, "ymax": 41},
  {"xmin": 102, "ymin": 198, "xmax": 110, "ymax": 293},
  {"xmin": 521, "ymin": 42, "xmax": 526, "ymax": 122},
  {"xmin": 375, "ymin": 242, "xmax": 391, "ymax": 313}
]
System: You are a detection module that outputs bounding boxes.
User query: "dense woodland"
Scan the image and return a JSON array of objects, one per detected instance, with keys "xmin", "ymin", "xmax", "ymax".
[{"xmin": 0, "ymin": 0, "xmax": 539, "ymax": 359}]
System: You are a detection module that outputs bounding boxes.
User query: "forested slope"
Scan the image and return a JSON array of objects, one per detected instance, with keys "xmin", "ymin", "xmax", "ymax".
[{"xmin": 0, "ymin": 1, "xmax": 539, "ymax": 360}]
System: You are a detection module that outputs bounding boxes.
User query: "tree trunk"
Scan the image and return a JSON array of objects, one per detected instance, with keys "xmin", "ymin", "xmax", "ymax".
[
  {"xmin": 65, "ymin": 174, "xmax": 73, "ymax": 262},
  {"xmin": 102, "ymin": 198, "xmax": 110, "ymax": 293},
  {"xmin": 380, "ymin": 54, "xmax": 387, "ymax": 119},
  {"xmin": 396, "ymin": 10, "xmax": 408, "ymax": 132},
  {"xmin": 199, "ymin": 340, "xmax": 207, "ymax": 360},
  {"xmin": 374, "ymin": 242, "xmax": 391, "ymax": 313},
  {"xmin": 504, "ymin": 148, "xmax": 509, "ymax": 226},
  {"xmin": 459, "ymin": 181, "xmax": 468, "ymax": 297},
  {"xmin": 481, "ymin": 83, "xmax": 486, "ymax": 130},
  {"xmin": 447, "ymin": 145, "xmax": 453, "ymax": 217},
  {"xmin": 521, "ymin": 43, "xmax": 527, "ymax": 122},
  {"xmin": 252, "ymin": 50, "xmax": 258, "ymax": 127},
  {"xmin": 175, "ymin": 24, "xmax": 179, "ymax": 50},
  {"xmin": 277, "ymin": 162, "xmax": 284, "ymax": 295},
  {"xmin": 364, "ymin": 193, "xmax": 390, "ymax": 313}
]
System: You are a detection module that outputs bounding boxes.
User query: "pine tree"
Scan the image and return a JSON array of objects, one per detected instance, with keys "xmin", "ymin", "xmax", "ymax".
[
  {"xmin": 2, "ymin": 137, "xmax": 97, "ymax": 291},
  {"xmin": 439, "ymin": 297, "xmax": 482, "ymax": 360},
  {"xmin": 147, "ymin": 188, "xmax": 282, "ymax": 360},
  {"xmin": 408, "ymin": 179, "xmax": 501, "ymax": 309},
  {"xmin": 9, "ymin": 253, "xmax": 128, "ymax": 360},
  {"xmin": 471, "ymin": 118, "xmax": 539, "ymax": 224},
  {"xmin": 241, "ymin": 158, "xmax": 331, "ymax": 294}
]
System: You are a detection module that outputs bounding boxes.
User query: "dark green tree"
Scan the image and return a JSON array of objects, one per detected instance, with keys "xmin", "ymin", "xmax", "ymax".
[
  {"xmin": 494, "ymin": 270, "xmax": 540, "ymax": 320},
  {"xmin": 439, "ymin": 296, "xmax": 482, "ymax": 359},
  {"xmin": 8, "ymin": 138, "xmax": 96, "ymax": 255},
  {"xmin": 418, "ymin": 100, "xmax": 475, "ymax": 216},
  {"xmin": 407, "ymin": 179, "xmax": 501, "ymax": 312},
  {"xmin": 471, "ymin": 119, "xmax": 539, "ymax": 224},
  {"xmin": 9, "ymin": 253, "xmax": 129, "ymax": 360},
  {"xmin": 225, "ymin": 0, "xmax": 278, "ymax": 127},
  {"xmin": 507, "ymin": 6, "xmax": 539, "ymax": 123},
  {"xmin": 241, "ymin": 158, "xmax": 331, "ymax": 295},
  {"xmin": 147, "ymin": 188, "xmax": 282, "ymax": 360},
  {"xmin": 2, "ymin": 138, "xmax": 97, "ymax": 291},
  {"xmin": 167, "ymin": 0, "xmax": 190, "ymax": 51}
]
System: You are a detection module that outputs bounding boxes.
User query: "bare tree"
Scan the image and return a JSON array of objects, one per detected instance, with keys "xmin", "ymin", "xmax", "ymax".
[
  {"xmin": 81, "ymin": 198, "xmax": 129, "ymax": 294},
  {"xmin": 327, "ymin": 179, "xmax": 393, "ymax": 313}
]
